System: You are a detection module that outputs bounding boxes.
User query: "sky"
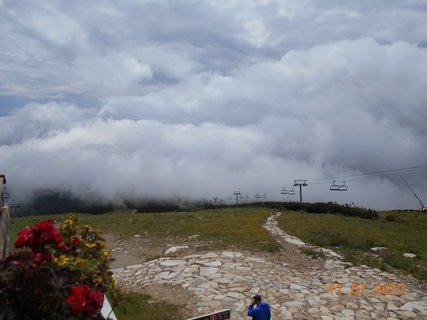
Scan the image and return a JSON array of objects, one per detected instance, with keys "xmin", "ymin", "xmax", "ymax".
[{"xmin": 1, "ymin": 0, "xmax": 427, "ymax": 210}]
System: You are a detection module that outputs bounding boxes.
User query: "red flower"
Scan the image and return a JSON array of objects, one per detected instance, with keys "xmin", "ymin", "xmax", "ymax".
[
  {"xmin": 14, "ymin": 219, "xmax": 63, "ymax": 251},
  {"xmin": 70, "ymin": 238, "xmax": 80, "ymax": 246},
  {"xmin": 28, "ymin": 251, "xmax": 52, "ymax": 265},
  {"xmin": 56, "ymin": 242, "xmax": 67, "ymax": 250},
  {"xmin": 66, "ymin": 285, "xmax": 104, "ymax": 316},
  {"xmin": 15, "ymin": 229, "xmax": 31, "ymax": 248}
]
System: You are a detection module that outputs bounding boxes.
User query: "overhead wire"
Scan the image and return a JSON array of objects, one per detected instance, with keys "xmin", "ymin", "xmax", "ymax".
[{"xmin": 217, "ymin": 164, "xmax": 427, "ymax": 201}]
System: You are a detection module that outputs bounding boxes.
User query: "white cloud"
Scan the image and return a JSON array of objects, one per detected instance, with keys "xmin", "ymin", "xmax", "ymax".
[{"xmin": 1, "ymin": 1, "xmax": 427, "ymax": 209}]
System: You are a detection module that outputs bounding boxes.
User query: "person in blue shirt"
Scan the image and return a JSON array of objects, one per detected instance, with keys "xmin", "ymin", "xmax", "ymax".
[{"xmin": 247, "ymin": 295, "xmax": 271, "ymax": 320}]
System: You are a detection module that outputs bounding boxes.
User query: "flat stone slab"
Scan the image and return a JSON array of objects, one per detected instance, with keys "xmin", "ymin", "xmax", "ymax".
[
  {"xmin": 221, "ymin": 252, "xmax": 243, "ymax": 258},
  {"xmin": 199, "ymin": 267, "xmax": 220, "ymax": 276},
  {"xmin": 160, "ymin": 260, "xmax": 187, "ymax": 267},
  {"xmin": 200, "ymin": 260, "xmax": 222, "ymax": 267},
  {"xmin": 164, "ymin": 246, "xmax": 189, "ymax": 254}
]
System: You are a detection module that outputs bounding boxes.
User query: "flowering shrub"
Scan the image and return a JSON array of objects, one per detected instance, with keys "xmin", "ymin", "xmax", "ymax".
[{"xmin": 0, "ymin": 214, "xmax": 119, "ymax": 320}]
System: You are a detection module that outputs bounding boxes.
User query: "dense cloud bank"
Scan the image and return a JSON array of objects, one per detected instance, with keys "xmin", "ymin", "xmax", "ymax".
[{"xmin": 1, "ymin": 0, "xmax": 427, "ymax": 209}]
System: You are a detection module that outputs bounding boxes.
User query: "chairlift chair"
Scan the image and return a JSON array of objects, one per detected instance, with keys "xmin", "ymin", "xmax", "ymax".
[
  {"xmin": 330, "ymin": 180, "xmax": 340, "ymax": 191},
  {"xmin": 245, "ymin": 194, "xmax": 249, "ymax": 199},
  {"xmin": 255, "ymin": 193, "xmax": 261, "ymax": 199},
  {"xmin": 262, "ymin": 192, "xmax": 267, "ymax": 199},
  {"xmin": 281, "ymin": 187, "xmax": 288, "ymax": 194},
  {"xmin": 288, "ymin": 188, "xmax": 295, "ymax": 195},
  {"xmin": 338, "ymin": 181, "xmax": 348, "ymax": 191}
]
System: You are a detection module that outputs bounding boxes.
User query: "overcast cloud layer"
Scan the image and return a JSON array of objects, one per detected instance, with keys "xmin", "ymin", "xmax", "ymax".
[{"xmin": 1, "ymin": 0, "xmax": 427, "ymax": 209}]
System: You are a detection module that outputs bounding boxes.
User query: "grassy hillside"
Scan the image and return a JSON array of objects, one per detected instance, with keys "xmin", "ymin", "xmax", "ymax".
[
  {"xmin": 8, "ymin": 207, "xmax": 280, "ymax": 253},
  {"xmin": 277, "ymin": 210, "xmax": 427, "ymax": 279},
  {"xmin": 8, "ymin": 207, "xmax": 427, "ymax": 280}
]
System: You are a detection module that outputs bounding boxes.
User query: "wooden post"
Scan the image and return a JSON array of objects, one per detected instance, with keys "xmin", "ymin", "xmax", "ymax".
[
  {"xmin": 0, "ymin": 206, "xmax": 10, "ymax": 259},
  {"xmin": 0, "ymin": 174, "xmax": 9, "ymax": 258}
]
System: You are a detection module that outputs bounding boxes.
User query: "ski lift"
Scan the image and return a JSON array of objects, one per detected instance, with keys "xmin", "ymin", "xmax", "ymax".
[
  {"xmin": 330, "ymin": 180, "xmax": 340, "ymax": 191},
  {"xmin": 255, "ymin": 192, "xmax": 261, "ymax": 199},
  {"xmin": 281, "ymin": 187, "xmax": 288, "ymax": 194},
  {"xmin": 288, "ymin": 188, "xmax": 295, "ymax": 195},
  {"xmin": 262, "ymin": 192, "xmax": 267, "ymax": 199},
  {"xmin": 245, "ymin": 194, "xmax": 249, "ymax": 199},
  {"xmin": 338, "ymin": 181, "xmax": 348, "ymax": 191}
]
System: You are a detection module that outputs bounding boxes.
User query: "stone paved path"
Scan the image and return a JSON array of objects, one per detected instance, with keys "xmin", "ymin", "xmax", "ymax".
[{"xmin": 111, "ymin": 212, "xmax": 427, "ymax": 319}]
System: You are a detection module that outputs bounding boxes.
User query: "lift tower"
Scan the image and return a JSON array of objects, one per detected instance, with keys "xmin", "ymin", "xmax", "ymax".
[{"xmin": 293, "ymin": 180, "xmax": 308, "ymax": 203}]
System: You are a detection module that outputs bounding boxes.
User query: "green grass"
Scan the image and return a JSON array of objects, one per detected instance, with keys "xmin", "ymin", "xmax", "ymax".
[
  {"xmin": 8, "ymin": 207, "xmax": 280, "ymax": 253},
  {"xmin": 114, "ymin": 292, "xmax": 181, "ymax": 320},
  {"xmin": 277, "ymin": 210, "xmax": 427, "ymax": 279}
]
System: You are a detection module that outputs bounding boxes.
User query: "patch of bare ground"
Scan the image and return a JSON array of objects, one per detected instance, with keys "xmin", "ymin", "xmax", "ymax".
[
  {"xmin": 117, "ymin": 282, "xmax": 200, "ymax": 319},
  {"xmin": 104, "ymin": 233, "xmax": 213, "ymax": 268}
]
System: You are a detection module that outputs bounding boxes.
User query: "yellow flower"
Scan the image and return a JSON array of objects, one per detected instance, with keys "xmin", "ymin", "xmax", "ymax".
[
  {"xmin": 96, "ymin": 276, "xmax": 103, "ymax": 283},
  {"xmin": 83, "ymin": 224, "xmax": 92, "ymax": 229},
  {"xmin": 68, "ymin": 213, "xmax": 76, "ymax": 219},
  {"xmin": 59, "ymin": 225, "xmax": 67, "ymax": 230},
  {"xmin": 103, "ymin": 251, "xmax": 111, "ymax": 257},
  {"xmin": 99, "ymin": 242, "xmax": 106, "ymax": 249},
  {"xmin": 64, "ymin": 219, "xmax": 73, "ymax": 225},
  {"xmin": 85, "ymin": 243, "xmax": 95, "ymax": 248},
  {"xmin": 57, "ymin": 255, "xmax": 72, "ymax": 267},
  {"xmin": 74, "ymin": 258, "xmax": 84, "ymax": 265}
]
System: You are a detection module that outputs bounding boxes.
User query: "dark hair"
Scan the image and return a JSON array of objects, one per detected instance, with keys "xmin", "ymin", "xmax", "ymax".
[{"xmin": 252, "ymin": 295, "xmax": 262, "ymax": 301}]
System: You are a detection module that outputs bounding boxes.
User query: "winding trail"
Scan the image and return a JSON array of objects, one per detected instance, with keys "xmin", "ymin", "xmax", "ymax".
[{"xmin": 111, "ymin": 212, "xmax": 427, "ymax": 319}]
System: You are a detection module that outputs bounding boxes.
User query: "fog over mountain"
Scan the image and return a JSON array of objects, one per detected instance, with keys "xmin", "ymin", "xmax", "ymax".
[{"xmin": 1, "ymin": 0, "xmax": 427, "ymax": 210}]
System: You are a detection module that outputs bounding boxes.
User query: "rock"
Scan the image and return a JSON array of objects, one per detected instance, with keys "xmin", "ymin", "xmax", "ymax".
[
  {"xmin": 394, "ymin": 310, "xmax": 418, "ymax": 319},
  {"xmin": 280, "ymin": 308, "xmax": 292, "ymax": 319},
  {"xmin": 371, "ymin": 247, "xmax": 388, "ymax": 251},
  {"xmin": 221, "ymin": 251, "xmax": 243, "ymax": 258},
  {"xmin": 400, "ymin": 300, "xmax": 427, "ymax": 314},
  {"xmin": 284, "ymin": 301, "xmax": 305, "ymax": 310},
  {"xmin": 199, "ymin": 281, "xmax": 219, "ymax": 289},
  {"xmin": 308, "ymin": 307, "xmax": 319, "ymax": 314},
  {"xmin": 403, "ymin": 253, "xmax": 417, "ymax": 259},
  {"xmin": 245, "ymin": 257, "xmax": 266, "ymax": 263},
  {"xmin": 164, "ymin": 246, "xmax": 189, "ymax": 254},
  {"xmin": 200, "ymin": 261, "xmax": 222, "ymax": 267},
  {"xmin": 133, "ymin": 234, "xmax": 142, "ymax": 238},
  {"xmin": 200, "ymin": 252, "xmax": 218, "ymax": 259},
  {"xmin": 199, "ymin": 267, "xmax": 219, "ymax": 276},
  {"xmin": 226, "ymin": 292, "xmax": 246, "ymax": 300},
  {"xmin": 290, "ymin": 284, "xmax": 305, "ymax": 290},
  {"xmin": 319, "ymin": 306, "xmax": 330, "ymax": 314},
  {"xmin": 342, "ymin": 309, "xmax": 354, "ymax": 317},
  {"xmin": 154, "ymin": 271, "xmax": 170, "ymax": 279},
  {"xmin": 386, "ymin": 302, "xmax": 398, "ymax": 311},
  {"xmin": 160, "ymin": 260, "xmax": 187, "ymax": 267},
  {"xmin": 284, "ymin": 236, "xmax": 306, "ymax": 246}
]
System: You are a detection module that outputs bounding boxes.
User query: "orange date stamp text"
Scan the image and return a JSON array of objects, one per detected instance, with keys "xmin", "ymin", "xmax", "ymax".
[{"xmin": 329, "ymin": 283, "xmax": 405, "ymax": 295}]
